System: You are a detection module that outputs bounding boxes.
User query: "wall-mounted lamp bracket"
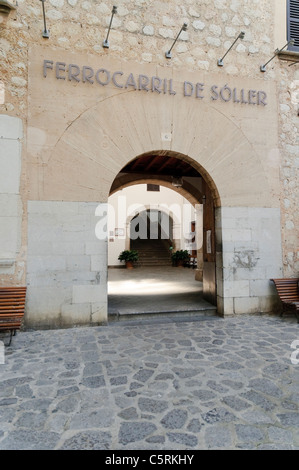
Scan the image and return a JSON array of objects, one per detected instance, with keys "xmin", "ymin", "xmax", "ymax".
[
  {"xmin": 40, "ymin": 0, "xmax": 49, "ymax": 38},
  {"xmin": 165, "ymin": 23, "xmax": 188, "ymax": 59},
  {"xmin": 260, "ymin": 39, "xmax": 295, "ymax": 72},
  {"xmin": 217, "ymin": 31, "xmax": 245, "ymax": 67},
  {"xmin": 103, "ymin": 5, "xmax": 117, "ymax": 48}
]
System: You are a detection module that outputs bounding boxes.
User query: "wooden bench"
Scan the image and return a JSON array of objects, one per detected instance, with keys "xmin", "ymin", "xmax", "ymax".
[
  {"xmin": 0, "ymin": 287, "xmax": 27, "ymax": 345},
  {"xmin": 271, "ymin": 278, "xmax": 299, "ymax": 323}
]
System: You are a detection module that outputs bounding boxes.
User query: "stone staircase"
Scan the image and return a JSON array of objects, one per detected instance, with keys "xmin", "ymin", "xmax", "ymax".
[{"xmin": 131, "ymin": 239, "xmax": 172, "ymax": 267}]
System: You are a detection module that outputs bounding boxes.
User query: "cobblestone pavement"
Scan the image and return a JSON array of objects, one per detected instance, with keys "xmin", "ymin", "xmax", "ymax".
[{"xmin": 0, "ymin": 314, "xmax": 298, "ymax": 450}]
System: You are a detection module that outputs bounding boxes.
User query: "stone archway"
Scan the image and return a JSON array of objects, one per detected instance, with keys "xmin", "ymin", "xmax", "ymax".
[
  {"xmin": 108, "ymin": 152, "xmax": 217, "ymax": 305},
  {"xmin": 128, "ymin": 208, "xmax": 174, "ymax": 246},
  {"xmin": 37, "ymin": 92, "xmax": 270, "ymax": 207}
]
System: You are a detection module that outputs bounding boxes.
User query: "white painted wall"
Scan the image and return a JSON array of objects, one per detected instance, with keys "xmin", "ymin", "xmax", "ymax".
[
  {"xmin": 107, "ymin": 184, "xmax": 200, "ymax": 266},
  {"xmin": 274, "ymin": 0, "xmax": 287, "ymax": 47}
]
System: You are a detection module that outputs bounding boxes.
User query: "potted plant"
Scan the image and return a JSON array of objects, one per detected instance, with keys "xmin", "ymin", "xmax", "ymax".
[
  {"xmin": 118, "ymin": 250, "xmax": 139, "ymax": 269},
  {"xmin": 171, "ymin": 249, "xmax": 190, "ymax": 267}
]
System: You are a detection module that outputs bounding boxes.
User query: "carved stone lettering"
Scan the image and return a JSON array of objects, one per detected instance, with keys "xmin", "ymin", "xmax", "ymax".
[{"xmin": 42, "ymin": 60, "xmax": 268, "ymax": 107}]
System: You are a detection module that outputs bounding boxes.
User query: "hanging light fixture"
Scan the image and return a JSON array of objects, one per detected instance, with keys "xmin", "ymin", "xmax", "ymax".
[
  {"xmin": 171, "ymin": 176, "xmax": 183, "ymax": 187},
  {"xmin": 217, "ymin": 31, "xmax": 245, "ymax": 67},
  {"xmin": 103, "ymin": 5, "xmax": 117, "ymax": 48},
  {"xmin": 260, "ymin": 39, "xmax": 295, "ymax": 72},
  {"xmin": 165, "ymin": 23, "xmax": 188, "ymax": 59},
  {"xmin": 40, "ymin": 0, "xmax": 49, "ymax": 38}
]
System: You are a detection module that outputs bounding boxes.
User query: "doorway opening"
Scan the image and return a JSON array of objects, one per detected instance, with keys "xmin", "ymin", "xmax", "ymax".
[{"xmin": 107, "ymin": 150, "xmax": 220, "ymax": 320}]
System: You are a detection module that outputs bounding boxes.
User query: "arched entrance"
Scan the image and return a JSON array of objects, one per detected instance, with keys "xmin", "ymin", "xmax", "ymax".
[{"xmin": 108, "ymin": 150, "xmax": 220, "ymax": 310}]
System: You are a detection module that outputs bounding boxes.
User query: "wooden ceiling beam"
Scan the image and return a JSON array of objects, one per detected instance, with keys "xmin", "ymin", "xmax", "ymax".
[
  {"xmin": 121, "ymin": 154, "xmax": 200, "ymax": 177},
  {"xmin": 144, "ymin": 155, "xmax": 161, "ymax": 171},
  {"xmin": 158, "ymin": 156, "xmax": 175, "ymax": 172}
]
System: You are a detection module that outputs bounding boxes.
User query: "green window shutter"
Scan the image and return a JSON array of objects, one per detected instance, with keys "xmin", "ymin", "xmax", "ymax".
[{"xmin": 288, "ymin": 0, "xmax": 299, "ymax": 51}]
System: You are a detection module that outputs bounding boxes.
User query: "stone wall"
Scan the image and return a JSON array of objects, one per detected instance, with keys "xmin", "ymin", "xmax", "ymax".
[
  {"xmin": 26, "ymin": 201, "xmax": 107, "ymax": 328},
  {"xmin": 215, "ymin": 207, "xmax": 283, "ymax": 316},
  {"xmin": 0, "ymin": 0, "xmax": 282, "ymax": 118},
  {"xmin": 276, "ymin": 65, "xmax": 299, "ymax": 277}
]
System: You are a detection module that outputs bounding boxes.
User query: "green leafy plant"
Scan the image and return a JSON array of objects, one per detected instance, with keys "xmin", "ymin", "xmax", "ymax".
[
  {"xmin": 118, "ymin": 250, "xmax": 139, "ymax": 263},
  {"xmin": 171, "ymin": 249, "xmax": 190, "ymax": 265}
]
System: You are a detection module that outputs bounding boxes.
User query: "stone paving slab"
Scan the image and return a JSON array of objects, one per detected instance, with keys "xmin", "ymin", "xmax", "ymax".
[{"xmin": 0, "ymin": 314, "xmax": 298, "ymax": 450}]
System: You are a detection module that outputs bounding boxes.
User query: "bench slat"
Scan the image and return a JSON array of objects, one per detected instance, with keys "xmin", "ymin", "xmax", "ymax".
[
  {"xmin": 0, "ymin": 316, "xmax": 23, "ymax": 320},
  {"xmin": 0, "ymin": 298, "xmax": 26, "ymax": 302},
  {"xmin": 0, "ymin": 319, "xmax": 23, "ymax": 324},
  {"xmin": 0, "ymin": 287, "xmax": 27, "ymax": 291},
  {"xmin": 0, "ymin": 302, "xmax": 26, "ymax": 307},
  {"xmin": 0, "ymin": 293, "xmax": 26, "ymax": 300},
  {"xmin": 0, "ymin": 287, "xmax": 27, "ymax": 344},
  {"xmin": 271, "ymin": 278, "xmax": 299, "ymax": 322},
  {"xmin": 0, "ymin": 309, "xmax": 23, "ymax": 319},
  {"xmin": 0, "ymin": 304, "xmax": 26, "ymax": 308}
]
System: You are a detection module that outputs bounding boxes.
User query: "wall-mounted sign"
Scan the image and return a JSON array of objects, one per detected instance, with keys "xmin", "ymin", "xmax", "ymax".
[
  {"xmin": 206, "ymin": 230, "xmax": 212, "ymax": 254},
  {"xmin": 43, "ymin": 60, "xmax": 268, "ymax": 107}
]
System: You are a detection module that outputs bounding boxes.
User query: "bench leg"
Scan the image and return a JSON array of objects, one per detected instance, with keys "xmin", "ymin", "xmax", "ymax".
[
  {"xmin": 0, "ymin": 329, "xmax": 18, "ymax": 346},
  {"xmin": 8, "ymin": 330, "xmax": 14, "ymax": 346},
  {"xmin": 5, "ymin": 330, "xmax": 16, "ymax": 346}
]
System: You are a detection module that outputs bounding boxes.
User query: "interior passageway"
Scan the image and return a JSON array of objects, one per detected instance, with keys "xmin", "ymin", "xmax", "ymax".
[
  {"xmin": 108, "ymin": 150, "xmax": 219, "ymax": 319},
  {"xmin": 107, "ymin": 266, "xmax": 216, "ymax": 320}
]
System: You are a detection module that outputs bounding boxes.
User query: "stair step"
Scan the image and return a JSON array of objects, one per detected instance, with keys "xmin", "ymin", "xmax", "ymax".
[
  {"xmin": 140, "ymin": 261, "xmax": 171, "ymax": 266},
  {"xmin": 131, "ymin": 239, "xmax": 173, "ymax": 266},
  {"xmin": 139, "ymin": 255, "xmax": 170, "ymax": 260},
  {"xmin": 109, "ymin": 308, "xmax": 217, "ymax": 323}
]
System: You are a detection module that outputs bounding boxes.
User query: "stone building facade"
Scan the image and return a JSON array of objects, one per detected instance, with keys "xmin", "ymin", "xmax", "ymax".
[{"xmin": 0, "ymin": 0, "xmax": 298, "ymax": 328}]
